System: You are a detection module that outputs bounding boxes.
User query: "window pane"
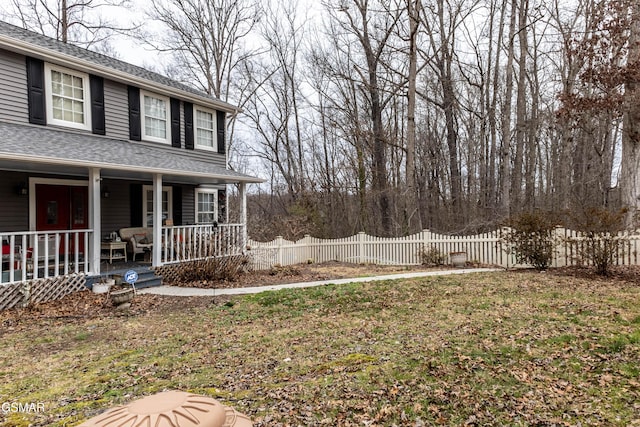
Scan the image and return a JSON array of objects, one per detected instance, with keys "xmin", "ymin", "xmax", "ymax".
[
  {"xmin": 47, "ymin": 201, "xmax": 58, "ymax": 225},
  {"xmin": 50, "ymin": 68, "xmax": 85, "ymax": 125},
  {"xmin": 144, "ymin": 95, "xmax": 167, "ymax": 140},
  {"xmin": 146, "ymin": 190, "xmax": 170, "ymax": 226},
  {"xmin": 197, "ymin": 191, "xmax": 216, "ymax": 223},
  {"xmin": 195, "ymin": 109, "xmax": 215, "ymax": 149}
]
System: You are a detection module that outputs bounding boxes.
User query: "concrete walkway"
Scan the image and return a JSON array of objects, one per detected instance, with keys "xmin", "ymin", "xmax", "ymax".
[{"xmin": 138, "ymin": 267, "xmax": 502, "ymax": 297}]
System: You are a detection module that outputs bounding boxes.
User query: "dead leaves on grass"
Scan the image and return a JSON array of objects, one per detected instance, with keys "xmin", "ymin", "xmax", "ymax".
[{"xmin": 2, "ymin": 270, "xmax": 640, "ymax": 426}]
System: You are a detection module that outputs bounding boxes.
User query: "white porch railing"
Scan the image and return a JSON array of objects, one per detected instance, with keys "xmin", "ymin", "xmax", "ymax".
[
  {"xmin": 161, "ymin": 224, "xmax": 246, "ymax": 264},
  {"xmin": 0, "ymin": 230, "xmax": 92, "ymax": 284}
]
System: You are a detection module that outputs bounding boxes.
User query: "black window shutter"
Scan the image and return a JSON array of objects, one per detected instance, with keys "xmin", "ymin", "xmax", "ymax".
[
  {"xmin": 216, "ymin": 111, "xmax": 226, "ymax": 154},
  {"xmin": 184, "ymin": 102, "xmax": 194, "ymax": 150},
  {"xmin": 172, "ymin": 186, "xmax": 183, "ymax": 226},
  {"xmin": 170, "ymin": 98, "xmax": 181, "ymax": 148},
  {"xmin": 218, "ymin": 189, "xmax": 226, "ymax": 223},
  {"xmin": 26, "ymin": 57, "xmax": 46, "ymax": 125},
  {"xmin": 90, "ymin": 75, "xmax": 106, "ymax": 135},
  {"xmin": 130, "ymin": 184, "xmax": 142, "ymax": 227},
  {"xmin": 127, "ymin": 85, "xmax": 141, "ymax": 141}
]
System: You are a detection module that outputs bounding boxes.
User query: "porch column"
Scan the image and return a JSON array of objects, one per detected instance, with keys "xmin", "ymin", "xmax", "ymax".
[
  {"xmin": 89, "ymin": 168, "xmax": 101, "ymax": 275},
  {"xmin": 152, "ymin": 173, "xmax": 162, "ymax": 266},
  {"xmin": 239, "ymin": 182, "xmax": 247, "ymax": 248}
]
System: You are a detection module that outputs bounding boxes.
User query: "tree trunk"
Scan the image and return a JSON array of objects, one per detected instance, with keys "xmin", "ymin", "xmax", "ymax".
[
  {"xmin": 621, "ymin": 2, "xmax": 640, "ymax": 227},
  {"xmin": 500, "ymin": 0, "xmax": 517, "ymax": 218},
  {"xmin": 405, "ymin": 0, "xmax": 421, "ymax": 233},
  {"xmin": 511, "ymin": 0, "xmax": 529, "ymax": 213}
]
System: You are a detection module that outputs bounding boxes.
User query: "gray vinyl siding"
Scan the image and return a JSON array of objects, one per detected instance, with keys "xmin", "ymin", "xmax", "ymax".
[
  {"xmin": 0, "ymin": 49, "xmax": 28, "ymax": 124},
  {"xmin": 103, "ymin": 79, "xmax": 129, "ymax": 140},
  {"xmin": 0, "ymin": 171, "xmax": 30, "ymax": 232},
  {"xmin": 183, "ymin": 186, "xmax": 195, "ymax": 225},
  {"xmin": 101, "ymin": 181, "xmax": 197, "ymax": 232},
  {"xmin": 100, "ymin": 179, "xmax": 131, "ymax": 239}
]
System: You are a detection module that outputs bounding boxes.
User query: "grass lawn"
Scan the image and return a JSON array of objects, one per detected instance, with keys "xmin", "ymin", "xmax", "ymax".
[{"xmin": 1, "ymin": 271, "xmax": 640, "ymax": 426}]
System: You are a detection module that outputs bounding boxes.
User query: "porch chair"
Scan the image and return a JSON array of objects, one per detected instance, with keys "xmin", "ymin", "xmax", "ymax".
[
  {"xmin": 2, "ymin": 242, "xmax": 22, "ymax": 270},
  {"xmin": 26, "ymin": 237, "xmax": 59, "ymax": 274},
  {"xmin": 119, "ymin": 227, "xmax": 154, "ymax": 261}
]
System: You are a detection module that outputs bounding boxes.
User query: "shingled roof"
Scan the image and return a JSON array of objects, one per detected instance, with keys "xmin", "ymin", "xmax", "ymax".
[
  {"xmin": 0, "ymin": 20, "xmax": 236, "ymax": 112},
  {"xmin": 0, "ymin": 121, "xmax": 262, "ymax": 184}
]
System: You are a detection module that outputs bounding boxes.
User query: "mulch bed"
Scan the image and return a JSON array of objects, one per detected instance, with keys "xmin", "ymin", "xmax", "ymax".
[{"xmin": 169, "ymin": 261, "xmax": 445, "ymax": 289}]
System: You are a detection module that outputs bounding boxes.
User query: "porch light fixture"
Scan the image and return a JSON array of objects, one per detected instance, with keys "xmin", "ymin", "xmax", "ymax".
[
  {"xmin": 16, "ymin": 182, "xmax": 28, "ymax": 196},
  {"xmin": 101, "ymin": 187, "xmax": 111, "ymax": 198}
]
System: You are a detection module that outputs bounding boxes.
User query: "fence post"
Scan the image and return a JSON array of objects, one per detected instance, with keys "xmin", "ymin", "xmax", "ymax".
[
  {"xmin": 358, "ymin": 232, "xmax": 365, "ymax": 264},
  {"xmin": 421, "ymin": 229, "xmax": 431, "ymax": 256},
  {"xmin": 303, "ymin": 235, "xmax": 311, "ymax": 263},
  {"xmin": 276, "ymin": 236, "xmax": 284, "ymax": 266}
]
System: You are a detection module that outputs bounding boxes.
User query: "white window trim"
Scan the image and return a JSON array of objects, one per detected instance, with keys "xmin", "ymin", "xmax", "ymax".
[
  {"xmin": 142, "ymin": 185, "xmax": 173, "ymax": 227},
  {"xmin": 195, "ymin": 188, "xmax": 218, "ymax": 224},
  {"xmin": 194, "ymin": 105, "xmax": 218, "ymax": 152},
  {"xmin": 140, "ymin": 90, "xmax": 171, "ymax": 144},
  {"xmin": 44, "ymin": 63, "xmax": 91, "ymax": 131}
]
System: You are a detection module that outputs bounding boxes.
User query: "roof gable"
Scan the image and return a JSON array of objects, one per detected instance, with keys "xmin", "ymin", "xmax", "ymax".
[{"xmin": 0, "ymin": 20, "xmax": 238, "ymax": 113}]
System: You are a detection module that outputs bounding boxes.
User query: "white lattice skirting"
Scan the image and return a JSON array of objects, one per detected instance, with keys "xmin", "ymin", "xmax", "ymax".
[{"xmin": 0, "ymin": 274, "xmax": 87, "ymax": 311}]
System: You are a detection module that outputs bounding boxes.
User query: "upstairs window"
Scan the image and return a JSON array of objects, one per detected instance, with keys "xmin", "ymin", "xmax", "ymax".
[
  {"xmin": 194, "ymin": 106, "xmax": 217, "ymax": 151},
  {"xmin": 141, "ymin": 90, "xmax": 170, "ymax": 143},
  {"xmin": 44, "ymin": 63, "xmax": 91, "ymax": 130}
]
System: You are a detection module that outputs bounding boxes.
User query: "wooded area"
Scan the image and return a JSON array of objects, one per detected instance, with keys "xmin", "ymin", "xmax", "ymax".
[{"xmin": 4, "ymin": 0, "xmax": 640, "ymax": 239}]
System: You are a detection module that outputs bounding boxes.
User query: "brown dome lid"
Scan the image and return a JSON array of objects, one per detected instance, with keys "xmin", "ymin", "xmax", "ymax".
[{"xmin": 78, "ymin": 390, "xmax": 253, "ymax": 427}]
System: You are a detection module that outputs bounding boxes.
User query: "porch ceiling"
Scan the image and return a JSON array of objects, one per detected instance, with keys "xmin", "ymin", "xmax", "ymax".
[{"xmin": 0, "ymin": 121, "xmax": 264, "ymax": 185}]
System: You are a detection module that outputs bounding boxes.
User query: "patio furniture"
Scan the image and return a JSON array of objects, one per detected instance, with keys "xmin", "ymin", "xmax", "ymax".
[
  {"xmin": 119, "ymin": 227, "xmax": 153, "ymax": 262},
  {"xmin": 1, "ymin": 243, "xmax": 21, "ymax": 270},
  {"xmin": 26, "ymin": 237, "xmax": 59, "ymax": 274},
  {"xmin": 100, "ymin": 241, "xmax": 127, "ymax": 263}
]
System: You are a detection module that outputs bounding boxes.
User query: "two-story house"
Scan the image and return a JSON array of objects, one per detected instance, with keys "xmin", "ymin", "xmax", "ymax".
[{"xmin": 0, "ymin": 21, "xmax": 262, "ymax": 302}]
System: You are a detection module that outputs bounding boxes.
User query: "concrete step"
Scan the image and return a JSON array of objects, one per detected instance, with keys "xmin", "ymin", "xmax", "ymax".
[{"xmin": 86, "ymin": 266, "xmax": 163, "ymax": 290}]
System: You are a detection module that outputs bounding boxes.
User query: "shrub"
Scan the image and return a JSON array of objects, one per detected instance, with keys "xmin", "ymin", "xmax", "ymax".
[
  {"xmin": 175, "ymin": 254, "xmax": 251, "ymax": 282},
  {"xmin": 418, "ymin": 245, "xmax": 446, "ymax": 266},
  {"xmin": 503, "ymin": 211, "xmax": 558, "ymax": 270},
  {"xmin": 569, "ymin": 208, "xmax": 628, "ymax": 276}
]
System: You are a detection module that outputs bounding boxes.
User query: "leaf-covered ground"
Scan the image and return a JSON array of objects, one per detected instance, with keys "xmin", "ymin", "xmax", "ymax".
[{"xmin": 1, "ymin": 270, "xmax": 640, "ymax": 426}]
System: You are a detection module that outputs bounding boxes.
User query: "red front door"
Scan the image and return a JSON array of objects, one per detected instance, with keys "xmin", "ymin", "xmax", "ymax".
[{"xmin": 36, "ymin": 184, "xmax": 88, "ymax": 253}]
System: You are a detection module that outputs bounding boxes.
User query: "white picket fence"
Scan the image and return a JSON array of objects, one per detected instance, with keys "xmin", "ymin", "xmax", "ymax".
[{"xmin": 247, "ymin": 228, "xmax": 640, "ymax": 270}]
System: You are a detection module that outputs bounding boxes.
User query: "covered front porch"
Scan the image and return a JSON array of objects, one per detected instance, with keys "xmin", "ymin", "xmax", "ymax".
[
  {"xmin": 0, "ymin": 122, "xmax": 262, "ymax": 298},
  {"xmin": 0, "ymin": 222, "xmax": 248, "ymax": 285}
]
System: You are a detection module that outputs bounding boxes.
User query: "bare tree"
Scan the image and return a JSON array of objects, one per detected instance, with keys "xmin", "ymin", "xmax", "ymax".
[
  {"xmin": 3, "ymin": 0, "xmax": 138, "ymax": 52},
  {"xmin": 321, "ymin": 0, "xmax": 403, "ymax": 236},
  {"xmin": 621, "ymin": 1, "xmax": 640, "ymax": 226},
  {"xmin": 144, "ymin": 0, "xmax": 259, "ymax": 102},
  {"xmin": 404, "ymin": 0, "xmax": 421, "ymax": 233}
]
